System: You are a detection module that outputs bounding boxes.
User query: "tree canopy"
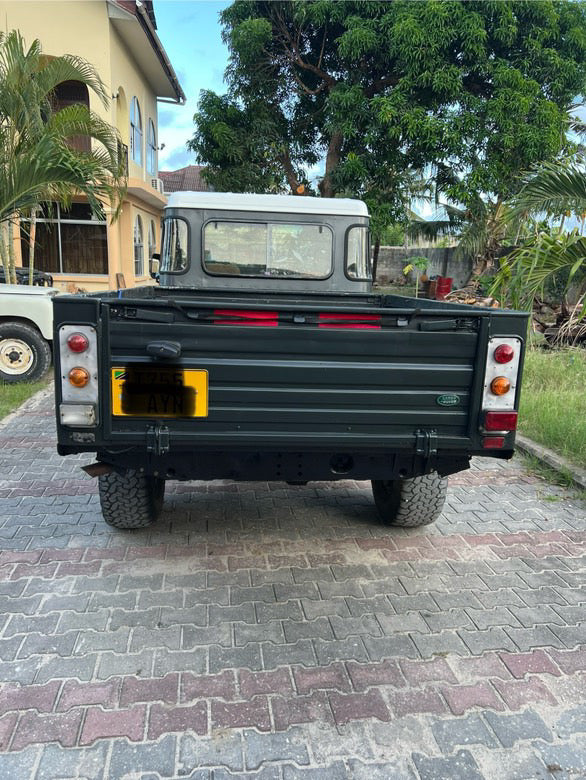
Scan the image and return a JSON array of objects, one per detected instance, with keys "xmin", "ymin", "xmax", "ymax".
[{"xmin": 190, "ymin": 0, "xmax": 586, "ymax": 225}]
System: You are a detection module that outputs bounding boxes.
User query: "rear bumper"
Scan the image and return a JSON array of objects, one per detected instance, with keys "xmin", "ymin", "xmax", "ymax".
[{"xmin": 56, "ymin": 444, "xmax": 504, "ymax": 481}]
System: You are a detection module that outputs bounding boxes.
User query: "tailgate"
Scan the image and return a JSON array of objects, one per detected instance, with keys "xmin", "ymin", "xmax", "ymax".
[{"xmin": 102, "ymin": 299, "xmax": 485, "ymax": 451}]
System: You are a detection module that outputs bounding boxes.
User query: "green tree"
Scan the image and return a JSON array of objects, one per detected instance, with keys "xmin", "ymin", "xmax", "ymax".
[
  {"xmin": 0, "ymin": 31, "xmax": 126, "ymax": 284},
  {"xmin": 190, "ymin": 0, "xmax": 586, "ymax": 216}
]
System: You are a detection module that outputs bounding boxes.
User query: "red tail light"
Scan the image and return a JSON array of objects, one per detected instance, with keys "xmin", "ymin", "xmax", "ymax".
[
  {"xmin": 484, "ymin": 411, "xmax": 518, "ymax": 432},
  {"xmin": 213, "ymin": 309, "xmax": 278, "ymax": 326},
  {"xmin": 67, "ymin": 332, "xmax": 89, "ymax": 353},
  {"xmin": 494, "ymin": 344, "xmax": 514, "ymax": 364}
]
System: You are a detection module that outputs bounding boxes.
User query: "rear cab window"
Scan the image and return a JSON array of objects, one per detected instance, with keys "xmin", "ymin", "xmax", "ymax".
[
  {"xmin": 346, "ymin": 226, "xmax": 372, "ymax": 280},
  {"xmin": 161, "ymin": 218, "xmax": 188, "ymax": 273},
  {"xmin": 203, "ymin": 221, "xmax": 333, "ymax": 279}
]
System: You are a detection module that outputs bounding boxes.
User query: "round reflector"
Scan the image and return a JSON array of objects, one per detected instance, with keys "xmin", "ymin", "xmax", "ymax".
[
  {"xmin": 490, "ymin": 376, "xmax": 511, "ymax": 396},
  {"xmin": 494, "ymin": 344, "xmax": 514, "ymax": 364},
  {"xmin": 69, "ymin": 367, "xmax": 90, "ymax": 387},
  {"xmin": 67, "ymin": 332, "xmax": 89, "ymax": 353}
]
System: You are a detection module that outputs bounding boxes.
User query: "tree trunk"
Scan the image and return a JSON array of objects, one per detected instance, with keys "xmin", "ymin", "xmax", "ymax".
[
  {"xmin": 279, "ymin": 148, "xmax": 302, "ymax": 194},
  {"xmin": 7, "ymin": 218, "xmax": 17, "ymax": 284},
  {"xmin": 28, "ymin": 209, "xmax": 38, "ymax": 286},
  {"xmin": 0, "ymin": 221, "xmax": 10, "ymax": 283},
  {"xmin": 318, "ymin": 132, "xmax": 343, "ymax": 198},
  {"xmin": 372, "ymin": 238, "xmax": 381, "ymax": 284}
]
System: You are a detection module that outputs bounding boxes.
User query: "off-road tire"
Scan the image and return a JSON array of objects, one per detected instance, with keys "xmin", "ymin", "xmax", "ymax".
[
  {"xmin": 372, "ymin": 472, "xmax": 448, "ymax": 527},
  {"xmin": 0, "ymin": 321, "xmax": 51, "ymax": 382},
  {"xmin": 98, "ymin": 469, "xmax": 165, "ymax": 529}
]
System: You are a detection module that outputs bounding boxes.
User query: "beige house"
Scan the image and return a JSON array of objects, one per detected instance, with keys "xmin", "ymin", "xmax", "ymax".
[{"xmin": 0, "ymin": 0, "xmax": 185, "ymax": 291}]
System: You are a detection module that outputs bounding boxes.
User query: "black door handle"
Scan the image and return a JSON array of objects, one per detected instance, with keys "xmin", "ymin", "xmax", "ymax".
[{"xmin": 146, "ymin": 341, "xmax": 182, "ymax": 359}]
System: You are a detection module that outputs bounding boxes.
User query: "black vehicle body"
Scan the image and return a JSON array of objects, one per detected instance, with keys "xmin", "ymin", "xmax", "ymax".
[{"xmin": 53, "ymin": 193, "xmax": 528, "ymax": 527}]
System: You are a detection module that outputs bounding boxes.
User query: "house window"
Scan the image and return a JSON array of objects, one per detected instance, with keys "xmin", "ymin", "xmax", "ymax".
[
  {"xmin": 52, "ymin": 81, "xmax": 91, "ymax": 153},
  {"xmin": 148, "ymin": 220, "xmax": 156, "ymax": 261},
  {"xmin": 19, "ymin": 202, "xmax": 108, "ymax": 275},
  {"xmin": 147, "ymin": 119, "xmax": 157, "ymax": 175},
  {"xmin": 134, "ymin": 215, "xmax": 144, "ymax": 277},
  {"xmin": 130, "ymin": 97, "xmax": 142, "ymax": 165}
]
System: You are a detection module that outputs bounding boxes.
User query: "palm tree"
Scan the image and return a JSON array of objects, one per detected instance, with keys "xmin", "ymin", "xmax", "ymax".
[
  {"xmin": 0, "ymin": 31, "xmax": 126, "ymax": 284},
  {"xmin": 408, "ymin": 194, "xmax": 523, "ymax": 279},
  {"xmin": 490, "ymin": 159, "xmax": 586, "ymax": 314}
]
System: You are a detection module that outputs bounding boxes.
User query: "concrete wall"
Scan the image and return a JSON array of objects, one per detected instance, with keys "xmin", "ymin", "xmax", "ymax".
[{"xmin": 376, "ymin": 246, "xmax": 473, "ymax": 289}]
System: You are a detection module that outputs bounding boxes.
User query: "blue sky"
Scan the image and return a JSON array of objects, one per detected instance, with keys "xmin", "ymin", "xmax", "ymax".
[{"xmin": 154, "ymin": 0, "xmax": 231, "ymax": 171}]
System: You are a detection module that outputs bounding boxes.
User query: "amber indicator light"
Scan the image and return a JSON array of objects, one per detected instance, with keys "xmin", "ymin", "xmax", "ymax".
[
  {"xmin": 69, "ymin": 367, "xmax": 90, "ymax": 387},
  {"xmin": 490, "ymin": 376, "xmax": 511, "ymax": 396}
]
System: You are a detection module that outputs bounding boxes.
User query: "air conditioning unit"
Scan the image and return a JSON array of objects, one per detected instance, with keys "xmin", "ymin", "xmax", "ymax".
[{"xmin": 151, "ymin": 177, "xmax": 164, "ymax": 194}]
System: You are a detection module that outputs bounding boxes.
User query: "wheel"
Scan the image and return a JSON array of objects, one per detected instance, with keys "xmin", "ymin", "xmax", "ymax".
[
  {"xmin": 98, "ymin": 469, "xmax": 165, "ymax": 529},
  {"xmin": 0, "ymin": 322, "xmax": 51, "ymax": 382},
  {"xmin": 371, "ymin": 471, "xmax": 447, "ymax": 527}
]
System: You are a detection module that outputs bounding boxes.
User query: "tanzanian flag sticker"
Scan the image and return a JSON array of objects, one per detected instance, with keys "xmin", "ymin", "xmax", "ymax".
[
  {"xmin": 436, "ymin": 394, "xmax": 461, "ymax": 407},
  {"xmin": 114, "ymin": 370, "xmax": 127, "ymax": 380}
]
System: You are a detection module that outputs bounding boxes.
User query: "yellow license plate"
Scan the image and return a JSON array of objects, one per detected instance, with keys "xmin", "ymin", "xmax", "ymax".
[{"xmin": 111, "ymin": 366, "xmax": 208, "ymax": 418}]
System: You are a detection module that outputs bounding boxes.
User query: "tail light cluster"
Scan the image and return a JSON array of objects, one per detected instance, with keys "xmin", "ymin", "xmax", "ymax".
[
  {"xmin": 480, "ymin": 337, "xmax": 522, "ymax": 446},
  {"xmin": 58, "ymin": 325, "xmax": 98, "ymax": 427}
]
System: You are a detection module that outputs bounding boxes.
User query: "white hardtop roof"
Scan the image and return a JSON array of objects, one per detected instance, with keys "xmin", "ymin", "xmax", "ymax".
[
  {"xmin": 0, "ymin": 284, "xmax": 60, "ymax": 296},
  {"xmin": 166, "ymin": 191, "xmax": 369, "ymax": 217}
]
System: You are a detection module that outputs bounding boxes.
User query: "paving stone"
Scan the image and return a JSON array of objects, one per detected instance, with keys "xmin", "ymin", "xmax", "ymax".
[
  {"xmin": 442, "ymin": 681, "xmax": 505, "ymax": 715},
  {"xmin": 555, "ymin": 705, "xmax": 586, "ymax": 738},
  {"xmin": 0, "ymin": 747, "xmax": 40, "ymax": 779},
  {"xmin": 12, "ymin": 709, "xmax": 84, "ymax": 750},
  {"xmin": 363, "ymin": 634, "xmax": 419, "ymax": 661},
  {"xmin": 506, "ymin": 625, "xmax": 565, "ymax": 652},
  {"xmin": 235, "ymin": 621, "xmax": 285, "ymax": 646},
  {"xmin": 283, "ymin": 617, "xmax": 334, "ymax": 643},
  {"xmin": 282, "ymin": 763, "xmax": 347, "ymax": 780},
  {"xmin": 491, "ymin": 677, "xmax": 557, "ymax": 709},
  {"xmin": 210, "ymin": 604, "xmax": 256, "ymax": 626},
  {"xmin": 209, "ymin": 645, "xmax": 263, "ymax": 674},
  {"xmin": 533, "ymin": 739, "xmax": 586, "ymax": 776},
  {"xmin": 389, "ymin": 686, "xmax": 447, "ymax": 718},
  {"xmin": 180, "ymin": 732, "xmax": 244, "ymax": 773},
  {"xmin": 499, "ymin": 649, "xmax": 561, "ymax": 679},
  {"xmin": 390, "ymin": 593, "xmax": 439, "ymax": 614},
  {"xmin": 183, "ymin": 625, "xmax": 232, "ymax": 649},
  {"xmin": 153, "ymin": 648, "xmax": 207, "ymax": 677},
  {"xmin": 412, "ymin": 749, "xmax": 484, "ymax": 780},
  {"xmin": 262, "ymin": 639, "xmax": 317, "ymax": 670},
  {"xmin": 314, "ymin": 638, "xmax": 369, "ymax": 666},
  {"xmin": 243, "ymin": 727, "xmax": 310, "ymax": 770},
  {"xmin": 423, "ymin": 609, "xmax": 475, "ymax": 632},
  {"xmin": 411, "ymin": 630, "xmax": 468, "ymax": 659},
  {"xmin": 343, "ymin": 758, "xmax": 412, "ymax": 779},
  {"xmin": 35, "ymin": 742, "xmax": 109, "ymax": 780},
  {"xmin": 35, "ymin": 654, "xmax": 98, "ymax": 684},
  {"xmin": 109, "ymin": 735, "xmax": 176, "ymax": 778},
  {"xmin": 96, "ymin": 650, "xmax": 153, "ymax": 680},
  {"xmin": 302, "ymin": 598, "xmax": 350, "ymax": 620},
  {"xmin": 272, "ymin": 692, "xmax": 333, "ymax": 730},
  {"xmin": 458, "ymin": 627, "xmax": 517, "ymax": 655},
  {"xmin": 431, "ymin": 713, "xmax": 498, "ymax": 753}
]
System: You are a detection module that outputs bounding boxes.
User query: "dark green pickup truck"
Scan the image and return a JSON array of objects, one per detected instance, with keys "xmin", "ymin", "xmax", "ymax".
[{"xmin": 53, "ymin": 193, "xmax": 528, "ymax": 530}]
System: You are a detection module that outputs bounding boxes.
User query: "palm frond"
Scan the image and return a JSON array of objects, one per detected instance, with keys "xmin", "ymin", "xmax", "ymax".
[{"xmin": 513, "ymin": 160, "xmax": 586, "ymax": 218}]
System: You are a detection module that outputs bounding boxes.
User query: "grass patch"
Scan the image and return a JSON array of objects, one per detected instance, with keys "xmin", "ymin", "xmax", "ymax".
[
  {"xmin": 519, "ymin": 348, "xmax": 586, "ymax": 469},
  {"xmin": 0, "ymin": 379, "xmax": 49, "ymax": 421}
]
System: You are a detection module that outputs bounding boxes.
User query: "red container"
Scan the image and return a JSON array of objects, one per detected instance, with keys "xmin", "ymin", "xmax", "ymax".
[{"xmin": 435, "ymin": 277, "xmax": 453, "ymax": 300}]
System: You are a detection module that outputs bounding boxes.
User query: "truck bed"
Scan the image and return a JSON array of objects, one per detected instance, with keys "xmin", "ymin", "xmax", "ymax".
[{"xmin": 54, "ymin": 287, "xmax": 528, "ymax": 481}]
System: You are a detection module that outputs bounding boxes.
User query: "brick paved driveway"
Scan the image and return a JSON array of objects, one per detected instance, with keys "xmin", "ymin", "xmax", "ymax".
[{"xmin": 0, "ymin": 386, "xmax": 585, "ymax": 779}]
